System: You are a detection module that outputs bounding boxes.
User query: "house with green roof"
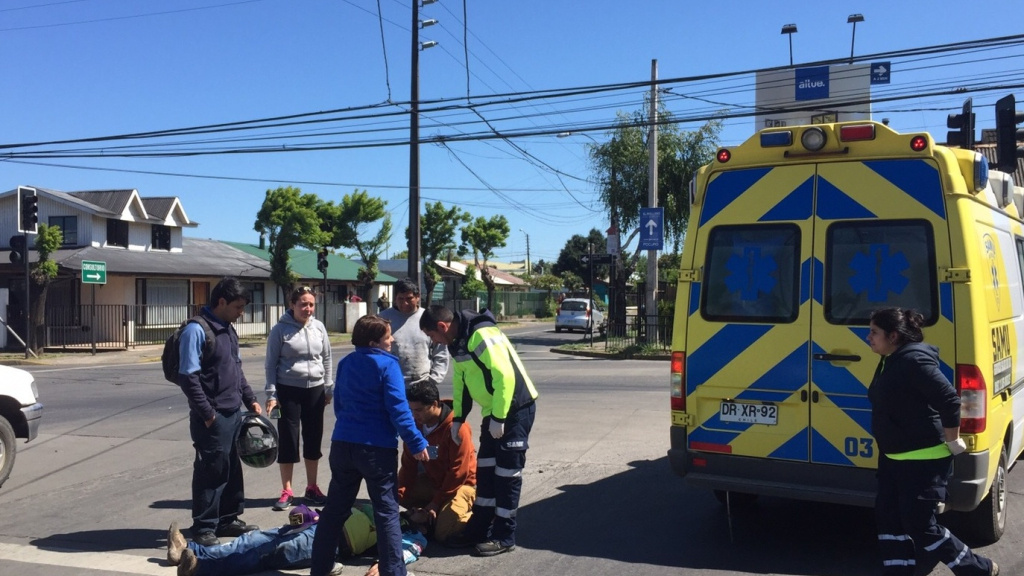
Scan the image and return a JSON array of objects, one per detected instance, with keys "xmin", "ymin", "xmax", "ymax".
[{"xmin": 221, "ymin": 241, "xmax": 397, "ymax": 305}]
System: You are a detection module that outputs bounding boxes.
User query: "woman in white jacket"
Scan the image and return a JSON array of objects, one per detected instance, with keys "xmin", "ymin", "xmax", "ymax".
[{"xmin": 265, "ymin": 287, "xmax": 333, "ymax": 510}]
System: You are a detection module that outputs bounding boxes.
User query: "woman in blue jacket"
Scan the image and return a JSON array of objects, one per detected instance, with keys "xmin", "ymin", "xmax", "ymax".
[
  {"xmin": 867, "ymin": 308, "xmax": 997, "ymax": 576},
  {"xmin": 310, "ymin": 315, "xmax": 429, "ymax": 576}
]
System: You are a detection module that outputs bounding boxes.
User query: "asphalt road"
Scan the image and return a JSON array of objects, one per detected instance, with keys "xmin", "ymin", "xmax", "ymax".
[{"xmin": 1, "ymin": 324, "xmax": 1021, "ymax": 576}]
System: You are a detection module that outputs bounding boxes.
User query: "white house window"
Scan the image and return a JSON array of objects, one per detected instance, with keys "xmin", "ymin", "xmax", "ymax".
[
  {"xmin": 152, "ymin": 224, "xmax": 171, "ymax": 251},
  {"xmin": 136, "ymin": 278, "xmax": 189, "ymax": 326},
  {"xmin": 48, "ymin": 216, "xmax": 78, "ymax": 246},
  {"xmin": 242, "ymin": 281, "xmax": 265, "ymax": 323},
  {"xmin": 107, "ymin": 219, "xmax": 129, "ymax": 248}
]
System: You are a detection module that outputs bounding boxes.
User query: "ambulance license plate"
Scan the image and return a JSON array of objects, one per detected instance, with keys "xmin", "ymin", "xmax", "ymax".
[{"xmin": 719, "ymin": 401, "xmax": 778, "ymax": 425}]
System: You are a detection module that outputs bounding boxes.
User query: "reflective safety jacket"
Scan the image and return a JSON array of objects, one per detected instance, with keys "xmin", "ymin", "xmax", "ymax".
[{"xmin": 449, "ymin": 309, "xmax": 538, "ymax": 423}]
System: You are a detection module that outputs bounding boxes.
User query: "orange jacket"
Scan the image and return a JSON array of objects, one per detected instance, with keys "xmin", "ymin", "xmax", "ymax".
[{"xmin": 398, "ymin": 401, "xmax": 476, "ymax": 510}]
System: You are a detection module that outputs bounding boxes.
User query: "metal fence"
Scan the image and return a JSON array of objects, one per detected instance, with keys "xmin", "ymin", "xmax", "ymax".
[
  {"xmin": 42, "ymin": 303, "xmax": 350, "ymax": 351},
  {"xmin": 604, "ymin": 313, "xmax": 674, "ymax": 352}
]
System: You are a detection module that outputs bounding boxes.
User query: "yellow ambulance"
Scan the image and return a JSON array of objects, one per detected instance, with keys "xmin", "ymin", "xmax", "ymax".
[{"xmin": 668, "ymin": 120, "xmax": 1024, "ymax": 542}]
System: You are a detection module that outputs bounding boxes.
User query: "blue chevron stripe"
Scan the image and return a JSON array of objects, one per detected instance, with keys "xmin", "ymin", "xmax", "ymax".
[
  {"xmin": 816, "ymin": 177, "xmax": 877, "ymax": 220},
  {"xmin": 760, "ymin": 176, "xmax": 813, "ymax": 221},
  {"xmin": 749, "ymin": 344, "xmax": 809, "ymax": 392},
  {"xmin": 688, "ymin": 426, "xmax": 740, "ymax": 447},
  {"xmin": 735, "ymin": 390, "xmax": 792, "ymax": 402},
  {"xmin": 811, "ymin": 428, "xmax": 854, "ymax": 466},
  {"xmin": 689, "ymin": 281, "xmax": 701, "ymax": 316},
  {"xmin": 686, "ymin": 324, "xmax": 774, "ymax": 394},
  {"xmin": 940, "ymin": 282, "xmax": 953, "ymax": 322},
  {"xmin": 863, "ymin": 159, "xmax": 945, "ymax": 218},
  {"xmin": 769, "ymin": 428, "xmax": 809, "ymax": 461},
  {"xmin": 700, "ymin": 167, "xmax": 772, "ymax": 226}
]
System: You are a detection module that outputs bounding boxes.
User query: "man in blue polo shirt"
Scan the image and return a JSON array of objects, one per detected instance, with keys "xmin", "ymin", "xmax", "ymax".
[{"xmin": 178, "ymin": 277, "xmax": 263, "ymax": 547}]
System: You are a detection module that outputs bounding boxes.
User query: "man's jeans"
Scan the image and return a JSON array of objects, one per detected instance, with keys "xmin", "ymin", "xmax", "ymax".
[
  {"xmin": 188, "ymin": 526, "xmax": 315, "ymax": 576},
  {"xmin": 189, "ymin": 408, "xmax": 245, "ymax": 535}
]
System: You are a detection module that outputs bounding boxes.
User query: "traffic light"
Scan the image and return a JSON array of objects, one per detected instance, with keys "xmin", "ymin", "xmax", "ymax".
[
  {"xmin": 9, "ymin": 234, "xmax": 25, "ymax": 265},
  {"xmin": 18, "ymin": 187, "xmax": 38, "ymax": 234},
  {"xmin": 995, "ymin": 94, "xmax": 1024, "ymax": 172},
  {"xmin": 946, "ymin": 97, "xmax": 975, "ymax": 149},
  {"xmin": 317, "ymin": 248, "xmax": 329, "ymax": 274}
]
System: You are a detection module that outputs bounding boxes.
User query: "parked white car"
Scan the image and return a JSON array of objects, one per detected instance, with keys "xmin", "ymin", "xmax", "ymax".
[
  {"xmin": 0, "ymin": 365, "xmax": 42, "ymax": 489},
  {"xmin": 555, "ymin": 298, "xmax": 606, "ymax": 335}
]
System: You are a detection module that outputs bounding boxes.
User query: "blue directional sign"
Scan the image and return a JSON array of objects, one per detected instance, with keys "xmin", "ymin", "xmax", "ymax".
[
  {"xmin": 870, "ymin": 61, "xmax": 891, "ymax": 85},
  {"xmin": 639, "ymin": 207, "xmax": 664, "ymax": 250}
]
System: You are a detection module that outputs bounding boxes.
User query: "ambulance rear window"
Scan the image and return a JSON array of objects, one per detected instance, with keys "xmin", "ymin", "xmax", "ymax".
[
  {"xmin": 825, "ymin": 220, "xmax": 937, "ymax": 325},
  {"xmin": 702, "ymin": 224, "xmax": 800, "ymax": 323}
]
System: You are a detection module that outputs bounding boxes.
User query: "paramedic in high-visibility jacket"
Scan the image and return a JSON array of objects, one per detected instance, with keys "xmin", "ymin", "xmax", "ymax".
[{"xmin": 419, "ymin": 305, "xmax": 538, "ymax": 557}]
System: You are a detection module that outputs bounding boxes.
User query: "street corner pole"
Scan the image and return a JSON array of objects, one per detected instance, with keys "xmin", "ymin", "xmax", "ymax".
[
  {"xmin": 646, "ymin": 58, "xmax": 659, "ymax": 344},
  {"xmin": 588, "ymin": 242, "xmax": 594, "ymax": 347},
  {"xmin": 408, "ymin": 0, "xmax": 423, "ymax": 297}
]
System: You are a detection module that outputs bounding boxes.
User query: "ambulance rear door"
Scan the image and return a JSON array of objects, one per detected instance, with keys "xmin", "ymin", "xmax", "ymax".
[
  {"xmin": 810, "ymin": 159, "xmax": 953, "ymax": 469},
  {"xmin": 686, "ymin": 164, "xmax": 814, "ymax": 461}
]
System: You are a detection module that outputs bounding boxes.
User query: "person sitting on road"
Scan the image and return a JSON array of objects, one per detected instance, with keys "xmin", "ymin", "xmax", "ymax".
[
  {"xmin": 167, "ymin": 504, "xmax": 427, "ymax": 576},
  {"xmin": 397, "ymin": 380, "xmax": 477, "ymax": 544}
]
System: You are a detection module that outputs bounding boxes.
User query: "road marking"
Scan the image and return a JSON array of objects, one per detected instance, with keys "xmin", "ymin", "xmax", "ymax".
[{"xmin": 0, "ymin": 543, "xmax": 165, "ymax": 575}]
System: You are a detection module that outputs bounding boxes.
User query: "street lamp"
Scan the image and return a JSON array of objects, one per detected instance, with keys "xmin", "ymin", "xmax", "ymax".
[
  {"xmin": 781, "ymin": 24, "xmax": 797, "ymax": 66},
  {"xmin": 519, "ymin": 228, "xmax": 531, "ymax": 278},
  {"xmin": 408, "ymin": 0, "xmax": 439, "ymax": 295},
  {"xmin": 847, "ymin": 14, "xmax": 864, "ymax": 64}
]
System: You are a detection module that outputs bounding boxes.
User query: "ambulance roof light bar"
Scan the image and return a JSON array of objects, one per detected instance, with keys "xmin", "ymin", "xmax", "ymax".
[{"xmin": 838, "ymin": 124, "xmax": 875, "ymax": 142}]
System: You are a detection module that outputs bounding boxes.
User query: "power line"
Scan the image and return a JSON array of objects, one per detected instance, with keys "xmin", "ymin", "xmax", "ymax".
[{"xmin": 0, "ymin": 0, "xmax": 270, "ymax": 32}]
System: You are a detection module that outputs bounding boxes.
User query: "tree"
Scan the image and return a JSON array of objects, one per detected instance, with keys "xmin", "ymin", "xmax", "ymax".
[
  {"xmin": 589, "ymin": 106, "xmax": 721, "ymax": 326},
  {"xmin": 529, "ymin": 273, "xmax": 562, "ymax": 318},
  {"xmin": 420, "ymin": 202, "xmax": 470, "ymax": 306},
  {"xmin": 459, "ymin": 268, "xmax": 485, "ymax": 300},
  {"xmin": 391, "ymin": 249, "xmax": 409, "ymax": 259},
  {"xmin": 322, "ymin": 189, "xmax": 391, "ymax": 295},
  {"xmin": 553, "ymin": 228, "xmax": 608, "ymax": 284},
  {"xmin": 460, "ymin": 215, "xmax": 509, "ymax": 312},
  {"xmin": 254, "ymin": 186, "xmax": 328, "ymax": 300},
  {"xmin": 560, "ymin": 271, "xmax": 584, "ymax": 294},
  {"xmin": 532, "ymin": 259, "xmax": 553, "ymax": 276},
  {"xmin": 27, "ymin": 224, "xmax": 62, "ymax": 353}
]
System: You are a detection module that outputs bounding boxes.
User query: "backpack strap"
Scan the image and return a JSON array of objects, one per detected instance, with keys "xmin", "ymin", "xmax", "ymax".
[{"xmin": 189, "ymin": 315, "xmax": 218, "ymax": 363}]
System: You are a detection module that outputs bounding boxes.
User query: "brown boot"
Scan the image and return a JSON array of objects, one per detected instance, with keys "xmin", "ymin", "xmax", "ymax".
[
  {"xmin": 167, "ymin": 522, "xmax": 187, "ymax": 566},
  {"xmin": 177, "ymin": 548, "xmax": 198, "ymax": 576}
]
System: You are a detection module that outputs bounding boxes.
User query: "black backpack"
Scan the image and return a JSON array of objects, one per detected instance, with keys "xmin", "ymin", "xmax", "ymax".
[{"xmin": 162, "ymin": 315, "xmax": 217, "ymax": 383}]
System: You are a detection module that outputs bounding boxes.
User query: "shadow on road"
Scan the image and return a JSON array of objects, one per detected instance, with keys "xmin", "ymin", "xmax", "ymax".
[
  {"xmin": 515, "ymin": 457, "xmax": 879, "ymax": 575},
  {"xmin": 150, "ymin": 497, "xmax": 281, "ymax": 510},
  {"xmin": 32, "ymin": 528, "xmax": 166, "ymax": 552}
]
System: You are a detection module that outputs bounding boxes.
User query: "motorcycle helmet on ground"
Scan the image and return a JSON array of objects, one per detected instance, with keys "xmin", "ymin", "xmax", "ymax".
[{"xmin": 237, "ymin": 412, "xmax": 279, "ymax": 468}]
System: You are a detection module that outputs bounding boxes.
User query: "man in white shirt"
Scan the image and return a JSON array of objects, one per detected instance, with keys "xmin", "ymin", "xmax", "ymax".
[{"xmin": 379, "ymin": 279, "xmax": 450, "ymax": 386}]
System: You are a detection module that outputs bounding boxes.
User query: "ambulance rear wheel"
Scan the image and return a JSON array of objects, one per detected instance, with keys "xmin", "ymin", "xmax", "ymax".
[
  {"xmin": 713, "ymin": 490, "xmax": 758, "ymax": 507},
  {"xmin": 965, "ymin": 444, "xmax": 1007, "ymax": 544}
]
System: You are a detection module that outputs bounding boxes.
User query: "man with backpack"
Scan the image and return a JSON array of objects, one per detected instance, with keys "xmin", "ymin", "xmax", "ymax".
[{"xmin": 176, "ymin": 277, "xmax": 263, "ymax": 547}]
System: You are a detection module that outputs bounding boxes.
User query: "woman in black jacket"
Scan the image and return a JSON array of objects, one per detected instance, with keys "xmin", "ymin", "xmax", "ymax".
[{"xmin": 867, "ymin": 308, "xmax": 997, "ymax": 576}]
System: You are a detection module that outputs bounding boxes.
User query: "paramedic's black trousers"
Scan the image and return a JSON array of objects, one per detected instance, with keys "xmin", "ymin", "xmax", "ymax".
[
  {"xmin": 876, "ymin": 455, "xmax": 994, "ymax": 576},
  {"xmin": 463, "ymin": 402, "xmax": 536, "ymax": 547}
]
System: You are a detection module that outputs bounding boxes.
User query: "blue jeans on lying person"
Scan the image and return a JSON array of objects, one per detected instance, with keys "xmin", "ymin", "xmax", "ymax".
[{"xmin": 187, "ymin": 525, "xmax": 316, "ymax": 576}]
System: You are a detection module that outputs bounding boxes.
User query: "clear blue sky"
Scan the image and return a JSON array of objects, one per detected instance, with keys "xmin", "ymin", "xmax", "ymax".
[{"xmin": 1, "ymin": 0, "xmax": 1021, "ymax": 266}]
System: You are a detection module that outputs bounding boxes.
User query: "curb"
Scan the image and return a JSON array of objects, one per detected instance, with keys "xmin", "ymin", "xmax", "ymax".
[{"xmin": 549, "ymin": 347, "xmax": 670, "ymax": 361}]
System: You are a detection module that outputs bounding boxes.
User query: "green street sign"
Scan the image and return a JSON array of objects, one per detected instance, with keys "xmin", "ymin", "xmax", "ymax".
[{"xmin": 82, "ymin": 260, "xmax": 107, "ymax": 285}]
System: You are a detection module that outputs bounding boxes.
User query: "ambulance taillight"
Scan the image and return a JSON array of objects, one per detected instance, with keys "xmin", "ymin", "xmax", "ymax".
[
  {"xmin": 955, "ymin": 364, "xmax": 988, "ymax": 433},
  {"xmin": 670, "ymin": 352, "xmax": 685, "ymax": 411}
]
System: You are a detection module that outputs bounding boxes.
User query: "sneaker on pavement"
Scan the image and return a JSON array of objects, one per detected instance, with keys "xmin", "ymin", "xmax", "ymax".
[
  {"xmin": 177, "ymin": 548, "xmax": 198, "ymax": 576},
  {"xmin": 273, "ymin": 489, "xmax": 294, "ymax": 511},
  {"xmin": 167, "ymin": 522, "xmax": 187, "ymax": 565},
  {"xmin": 991, "ymin": 561, "xmax": 999, "ymax": 576},
  {"xmin": 215, "ymin": 519, "xmax": 258, "ymax": 537},
  {"xmin": 304, "ymin": 485, "xmax": 327, "ymax": 506},
  {"xmin": 191, "ymin": 531, "xmax": 220, "ymax": 548},
  {"xmin": 328, "ymin": 562, "xmax": 345, "ymax": 575},
  {"xmin": 474, "ymin": 540, "xmax": 515, "ymax": 557}
]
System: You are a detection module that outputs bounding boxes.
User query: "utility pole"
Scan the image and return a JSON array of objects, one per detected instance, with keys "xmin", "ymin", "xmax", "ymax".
[
  {"xmin": 408, "ymin": 0, "xmax": 422, "ymax": 294},
  {"xmin": 646, "ymin": 59, "xmax": 659, "ymax": 344}
]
